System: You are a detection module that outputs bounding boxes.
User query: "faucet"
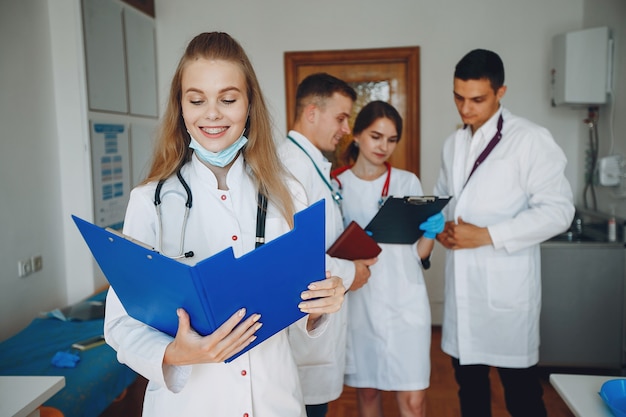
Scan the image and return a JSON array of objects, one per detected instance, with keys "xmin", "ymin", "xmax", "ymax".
[{"xmin": 571, "ymin": 214, "xmax": 583, "ymax": 237}]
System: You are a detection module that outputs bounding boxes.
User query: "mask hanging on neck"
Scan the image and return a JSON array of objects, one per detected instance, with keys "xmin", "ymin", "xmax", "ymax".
[{"xmin": 188, "ymin": 130, "xmax": 248, "ymax": 168}]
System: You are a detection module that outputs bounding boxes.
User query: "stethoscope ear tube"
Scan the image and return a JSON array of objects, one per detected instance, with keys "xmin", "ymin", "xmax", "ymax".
[
  {"xmin": 153, "ymin": 169, "xmax": 269, "ymax": 257},
  {"xmin": 255, "ymin": 192, "xmax": 268, "ymax": 248},
  {"xmin": 154, "ymin": 172, "xmax": 193, "ymax": 259},
  {"xmin": 176, "ymin": 169, "xmax": 192, "ymax": 208}
]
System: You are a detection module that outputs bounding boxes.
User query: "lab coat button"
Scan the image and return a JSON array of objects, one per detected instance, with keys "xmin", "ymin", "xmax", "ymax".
[
  {"xmin": 232, "ymin": 235, "xmax": 238, "ymax": 241},
  {"xmin": 241, "ymin": 370, "xmax": 247, "ymax": 376},
  {"xmin": 221, "ymin": 194, "xmax": 227, "ymax": 200}
]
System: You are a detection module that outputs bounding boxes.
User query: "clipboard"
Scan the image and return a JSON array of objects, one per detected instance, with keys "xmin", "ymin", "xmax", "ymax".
[
  {"xmin": 326, "ymin": 221, "xmax": 382, "ymax": 260},
  {"xmin": 72, "ymin": 199, "xmax": 326, "ymax": 362},
  {"xmin": 365, "ymin": 196, "xmax": 452, "ymax": 244}
]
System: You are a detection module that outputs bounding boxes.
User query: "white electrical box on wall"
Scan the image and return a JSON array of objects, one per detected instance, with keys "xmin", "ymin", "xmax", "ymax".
[
  {"xmin": 551, "ymin": 26, "xmax": 613, "ymax": 106},
  {"xmin": 599, "ymin": 155, "xmax": 622, "ymax": 186}
]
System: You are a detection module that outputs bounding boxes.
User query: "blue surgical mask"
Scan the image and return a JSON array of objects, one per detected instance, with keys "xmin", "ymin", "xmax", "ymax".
[{"xmin": 188, "ymin": 131, "xmax": 248, "ymax": 168}]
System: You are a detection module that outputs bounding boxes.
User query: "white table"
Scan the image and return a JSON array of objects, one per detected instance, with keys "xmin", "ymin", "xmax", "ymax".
[
  {"xmin": 0, "ymin": 376, "xmax": 65, "ymax": 417},
  {"xmin": 550, "ymin": 373, "xmax": 623, "ymax": 417}
]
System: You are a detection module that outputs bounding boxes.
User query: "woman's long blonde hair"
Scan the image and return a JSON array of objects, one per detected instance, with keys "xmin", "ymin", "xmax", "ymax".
[{"xmin": 144, "ymin": 32, "xmax": 296, "ymax": 226}]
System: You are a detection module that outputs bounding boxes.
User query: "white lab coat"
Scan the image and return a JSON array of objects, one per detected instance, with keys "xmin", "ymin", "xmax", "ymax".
[
  {"xmin": 104, "ymin": 154, "xmax": 313, "ymax": 417},
  {"xmin": 278, "ymin": 131, "xmax": 356, "ymax": 405},
  {"xmin": 434, "ymin": 107, "xmax": 575, "ymax": 368},
  {"xmin": 338, "ymin": 168, "xmax": 431, "ymax": 390}
]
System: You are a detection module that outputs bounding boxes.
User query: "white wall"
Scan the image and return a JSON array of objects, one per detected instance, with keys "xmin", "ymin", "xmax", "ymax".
[
  {"xmin": 584, "ymin": 0, "xmax": 626, "ymax": 216},
  {"xmin": 0, "ymin": 0, "xmax": 623, "ymax": 340},
  {"xmin": 0, "ymin": 0, "xmax": 88, "ymax": 340}
]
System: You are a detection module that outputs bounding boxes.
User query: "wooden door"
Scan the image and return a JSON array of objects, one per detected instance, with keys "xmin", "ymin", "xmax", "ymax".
[{"xmin": 284, "ymin": 47, "xmax": 420, "ymax": 175}]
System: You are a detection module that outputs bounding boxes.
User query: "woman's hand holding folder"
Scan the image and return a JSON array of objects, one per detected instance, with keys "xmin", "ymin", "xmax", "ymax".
[
  {"xmin": 419, "ymin": 212, "xmax": 445, "ymax": 239},
  {"xmin": 298, "ymin": 271, "xmax": 346, "ymax": 331},
  {"xmin": 163, "ymin": 307, "xmax": 262, "ymax": 365}
]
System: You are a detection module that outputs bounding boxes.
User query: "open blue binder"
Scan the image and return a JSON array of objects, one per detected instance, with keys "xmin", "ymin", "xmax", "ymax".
[{"xmin": 72, "ymin": 200, "xmax": 325, "ymax": 362}]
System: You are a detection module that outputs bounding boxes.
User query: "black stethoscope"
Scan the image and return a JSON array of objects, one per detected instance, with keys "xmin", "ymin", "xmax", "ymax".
[
  {"xmin": 331, "ymin": 161, "xmax": 392, "ymax": 208},
  {"xmin": 154, "ymin": 168, "xmax": 268, "ymax": 259}
]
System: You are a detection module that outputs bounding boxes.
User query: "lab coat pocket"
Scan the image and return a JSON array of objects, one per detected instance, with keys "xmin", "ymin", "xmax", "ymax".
[
  {"xmin": 486, "ymin": 254, "xmax": 534, "ymax": 311},
  {"xmin": 344, "ymin": 323, "xmax": 357, "ymax": 375}
]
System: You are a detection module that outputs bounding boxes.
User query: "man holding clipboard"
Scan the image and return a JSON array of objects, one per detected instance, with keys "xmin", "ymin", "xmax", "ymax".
[{"xmin": 434, "ymin": 49, "xmax": 574, "ymax": 417}]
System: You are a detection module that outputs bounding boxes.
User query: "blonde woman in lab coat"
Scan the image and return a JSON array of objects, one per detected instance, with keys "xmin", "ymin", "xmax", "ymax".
[
  {"xmin": 434, "ymin": 49, "xmax": 574, "ymax": 417},
  {"xmin": 332, "ymin": 101, "xmax": 444, "ymax": 417},
  {"xmin": 104, "ymin": 32, "xmax": 345, "ymax": 417}
]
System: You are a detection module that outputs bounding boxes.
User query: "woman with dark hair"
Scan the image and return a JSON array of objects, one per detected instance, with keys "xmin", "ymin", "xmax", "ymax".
[{"xmin": 332, "ymin": 100, "xmax": 443, "ymax": 417}]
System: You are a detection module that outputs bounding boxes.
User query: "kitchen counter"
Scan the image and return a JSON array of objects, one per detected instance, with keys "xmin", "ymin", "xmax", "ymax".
[{"xmin": 539, "ymin": 210, "xmax": 626, "ymax": 373}]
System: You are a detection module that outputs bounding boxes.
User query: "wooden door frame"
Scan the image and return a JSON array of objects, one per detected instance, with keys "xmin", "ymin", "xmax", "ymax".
[{"xmin": 284, "ymin": 46, "xmax": 420, "ymax": 175}]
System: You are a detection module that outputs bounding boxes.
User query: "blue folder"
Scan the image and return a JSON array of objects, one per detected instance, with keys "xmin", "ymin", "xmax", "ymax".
[{"xmin": 72, "ymin": 199, "xmax": 325, "ymax": 362}]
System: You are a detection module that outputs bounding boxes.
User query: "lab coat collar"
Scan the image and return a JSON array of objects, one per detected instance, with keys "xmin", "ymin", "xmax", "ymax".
[
  {"xmin": 287, "ymin": 130, "xmax": 328, "ymax": 165},
  {"xmin": 470, "ymin": 106, "xmax": 504, "ymax": 142}
]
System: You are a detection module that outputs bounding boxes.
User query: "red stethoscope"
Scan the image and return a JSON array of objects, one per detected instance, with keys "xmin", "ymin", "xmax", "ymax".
[{"xmin": 331, "ymin": 161, "xmax": 392, "ymax": 208}]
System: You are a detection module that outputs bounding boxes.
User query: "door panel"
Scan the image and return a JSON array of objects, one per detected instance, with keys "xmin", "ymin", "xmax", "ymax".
[{"xmin": 284, "ymin": 47, "xmax": 420, "ymax": 175}]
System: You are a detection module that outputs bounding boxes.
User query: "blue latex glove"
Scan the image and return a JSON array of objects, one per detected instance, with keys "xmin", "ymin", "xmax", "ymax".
[
  {"xmin": 51, "ymin": 351, "xmax": 80, "ymax": 368},
  {"xmin": 419, "ymin": 212, "xmax": 445, "ymax": 239}
]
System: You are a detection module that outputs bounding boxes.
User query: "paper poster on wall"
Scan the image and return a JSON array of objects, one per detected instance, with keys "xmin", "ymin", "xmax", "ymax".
[{"xmin": 90, "ymin": 122, "xmax": 131, "ymax": 230}]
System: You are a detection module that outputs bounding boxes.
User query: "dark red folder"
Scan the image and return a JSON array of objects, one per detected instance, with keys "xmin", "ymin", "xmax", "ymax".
[{"xmin": 327, "ymin": 221, "xmax": 382, "ymax": 260}]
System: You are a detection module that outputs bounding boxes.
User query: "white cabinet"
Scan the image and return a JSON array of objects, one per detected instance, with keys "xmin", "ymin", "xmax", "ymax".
[{"xmin": 81, "ymin": 0, "xmax": 157, "ymax": 117}]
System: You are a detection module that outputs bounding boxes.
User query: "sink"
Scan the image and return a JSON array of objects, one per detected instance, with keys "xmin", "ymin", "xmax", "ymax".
[
  {"xmin": 548, "ymin": 231, "xmax": 603, "ymax": 243},
  {"xmin": 547, "ymin": 210, "xmax": 623, "ymax": 244}
]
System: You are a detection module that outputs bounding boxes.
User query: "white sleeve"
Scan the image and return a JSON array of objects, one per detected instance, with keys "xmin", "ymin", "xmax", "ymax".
[
  {"xmin": 104, "ymin": 287, "xmax": 191, "ymax": 393},
  {"xmin": 103, "ymin": 186, "xmax": 192, "ymax": 393}
]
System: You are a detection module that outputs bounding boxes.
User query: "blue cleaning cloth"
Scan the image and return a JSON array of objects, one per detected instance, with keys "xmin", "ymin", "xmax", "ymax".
[{"xmin": 51, "ymin": 351, "xmax": 80, "ymax": 368}]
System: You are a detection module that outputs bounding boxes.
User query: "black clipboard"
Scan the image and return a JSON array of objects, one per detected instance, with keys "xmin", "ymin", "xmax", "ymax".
[
  {"xmin": 72, "ymin": 200, "xmax": 326, "ymax": 362},
  {"xmin": 364, "ymin": 196, "xmax": 452, "ymax": 244}
]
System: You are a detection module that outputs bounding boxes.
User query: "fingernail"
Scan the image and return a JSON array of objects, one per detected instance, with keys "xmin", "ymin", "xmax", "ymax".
[
  {"xmin": 255, "ymin": 322, "xmax": 263, "ymax": 331},
  {"xmin": 239, "ymin": 308, "xmax": 246, "ymax": 317},
  {"xmin": 301, "ymin": 292, "xmax": 310, "ymax": 300},
  {"xmin": 308, "ymin": 284, "xmax": 317, "ymax": 290},
  {"xmin": 298, "ymin": 302, "xmax": 307, "ymax": 309},
  {"xmin": 252, "ymin": 314, "xmax": 261, "ymax": 322}
]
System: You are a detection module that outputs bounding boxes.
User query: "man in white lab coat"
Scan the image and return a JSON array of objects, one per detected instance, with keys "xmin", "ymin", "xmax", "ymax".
[
  {"xmin": 434, "ymin": 49, "xmax": 575, "ymax": 417},
  {"xmin": 279, "ymin": 72, "xmax": 377, "ymax": 417}
]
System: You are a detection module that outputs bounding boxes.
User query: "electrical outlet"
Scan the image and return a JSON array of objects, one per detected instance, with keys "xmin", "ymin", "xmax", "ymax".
[
  {"xmin": 32, "ymin": 255, "xmax": 43, "ymax": 272},
  {"xmin": 18, "ymin": 258, "xmax": 33, "ymax": 278}
]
